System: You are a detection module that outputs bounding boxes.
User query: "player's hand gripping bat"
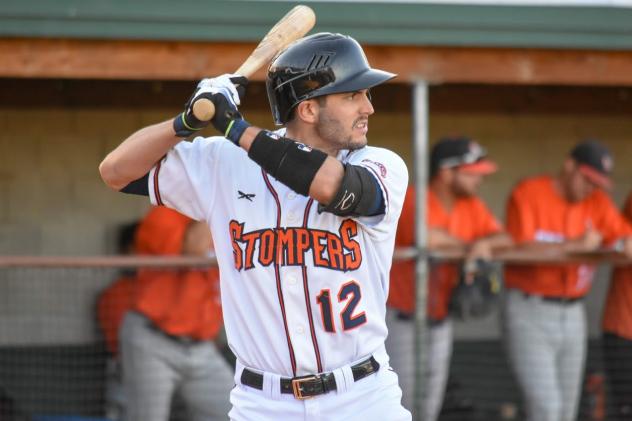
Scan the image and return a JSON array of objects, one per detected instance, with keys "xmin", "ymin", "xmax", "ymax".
[{"xmin": 192, "ymin": 5, "xmax": 316, "ymax": 121}]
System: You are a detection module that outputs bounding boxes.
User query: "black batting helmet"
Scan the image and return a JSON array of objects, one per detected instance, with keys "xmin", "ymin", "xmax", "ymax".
[{"xmin": 266, "ymin": 32, "xmax": 396, "ymax": 125}]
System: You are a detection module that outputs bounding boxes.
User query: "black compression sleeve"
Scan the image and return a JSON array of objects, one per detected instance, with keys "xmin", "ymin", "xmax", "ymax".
[
  {"xmin": 120, "ymin": 173, "xmax": 149, "ymax": 196},
  {"xmin": 248, "ymin": 130, "xmax": 328, "ymax": 196}
]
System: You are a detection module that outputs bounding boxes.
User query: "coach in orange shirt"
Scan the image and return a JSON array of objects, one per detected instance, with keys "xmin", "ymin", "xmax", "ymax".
[
  {"xmin": 119, "ymin": 206, "xmax": 233, "ymax": 421},
  {"xmin": 602, "ymin": 192, "xmax": 632, "ymax": 420},
  {"xmin": 502, "ymin": 141, "xmax": 632, "ymax": 421},
  {"xmin": 386, "ymin": 137, "xmax": 512, "ymax": 420}
]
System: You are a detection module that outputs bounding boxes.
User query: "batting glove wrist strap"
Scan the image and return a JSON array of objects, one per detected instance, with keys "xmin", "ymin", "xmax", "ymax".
[
  {"xmin": 173, "ymin": 112, "xmax": 203, "ymax": 138},
  {"xmin": 224, "ymin": 118, "xmax": 250, "ymax": 146}
]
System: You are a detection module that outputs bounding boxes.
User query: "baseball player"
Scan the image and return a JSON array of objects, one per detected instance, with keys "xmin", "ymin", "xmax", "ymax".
[
  {"xmin": 99, "ymin": 33, "xmax": 411, "ymax": 421},
  {"xmin": 502, "ymin": 140, "xmax": 632, "ymax": 421},
  {"xmin": 120, "ymin": 206, "xmax": 232, "ymax": 421},
  {"xmin": 386, "ymin": 137, "xmax": 512, "ymax": 419},
  {"xmin": 97, "ymin": 221, "xmax": 138, "ymax": 420},
  {"xmin": 601, "ymin": 191, "xmax": 632, "ymax": 420}
]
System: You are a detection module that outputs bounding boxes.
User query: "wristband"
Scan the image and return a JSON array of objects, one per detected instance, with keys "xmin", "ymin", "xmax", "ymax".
[{"xmin": 224, "ymin": 119, "xmax": 250, "ymax": 146}]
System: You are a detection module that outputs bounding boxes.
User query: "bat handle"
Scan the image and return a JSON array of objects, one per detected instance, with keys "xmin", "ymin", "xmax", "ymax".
[{"xmin": 192, "ymin": 98, "xmax": 216, "ymax": 122}]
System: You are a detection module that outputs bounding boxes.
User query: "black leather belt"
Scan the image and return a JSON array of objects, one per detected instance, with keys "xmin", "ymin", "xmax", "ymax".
[
  {"xmin": 396, "ymin": 311, "xmax": 414, "ymax": 321},
  {"xmin": 140, "ymin": 312, "xmax": 203, "ymax": 345},
  {"xmin": 240, "ymin": 356, "xmax": 380, "ymax": 399},
  {"xmin": 396, "ymin": 311, "xmax": 446, "ymax": 327},
  {"xmin": 521, "ymin": 291, "xmax": 583, "ymax": 305}
]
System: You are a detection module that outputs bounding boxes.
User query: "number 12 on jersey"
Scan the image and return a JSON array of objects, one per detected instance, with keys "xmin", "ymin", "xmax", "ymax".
[{"xmin": 316, "ymin": 280, "xmax": 367, "ymax": 332}]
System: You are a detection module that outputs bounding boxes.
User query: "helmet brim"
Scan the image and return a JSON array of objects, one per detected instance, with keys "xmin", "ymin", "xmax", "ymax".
[{"xmin": 313, "ymin": 68, "xmax": 396, "ymax": 98}]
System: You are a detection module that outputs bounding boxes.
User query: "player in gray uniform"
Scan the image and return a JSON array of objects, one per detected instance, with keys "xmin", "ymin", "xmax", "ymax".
[{"xmin": 100, "ymin": 33, "xmax": 411, "ymax": 420}]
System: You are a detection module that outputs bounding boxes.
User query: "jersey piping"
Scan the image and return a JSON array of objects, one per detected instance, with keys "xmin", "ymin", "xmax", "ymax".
[
  {"xmin": 153, "ymin": 160, "xmax": 164, "ymax": 206},
  {"xmin": 262, "ymin": 169, "xmax": 298, "ymax": 375},
  {"xmin": 301, "ymin": 198, "xmax": 324, "ymax": 373}
]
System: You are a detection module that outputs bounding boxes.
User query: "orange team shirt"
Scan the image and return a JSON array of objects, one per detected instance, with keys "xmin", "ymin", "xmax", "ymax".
[
  {"xmin": 97, "ymin": 274, "xmax": 135, "ymax": 355},
  {"xmin": 388, "ymin": 186, "xmax": 503, "ymax": 320},
  {"xmin": 133, "ymin": 206, "xmax": 223, "ymax": 340},
  {"xmin": 505, "ymin": 175, "xmax": 632, "ymax": 298},
  {"xmin": 602, "ymin": 193, "xmax": 632, "ymax": 339}
]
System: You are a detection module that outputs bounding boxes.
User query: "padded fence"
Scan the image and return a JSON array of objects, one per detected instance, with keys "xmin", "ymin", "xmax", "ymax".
[
  {"xmin": 389, "ymin": 250, "xmax": 631, "ymax": 421},
  {"xmin": 0, "ymin": 253, "xmax": 629, "ymax": 421},
  {"xmin": 0, "ymin": 257, "xmax": 224, "ymax": 421}
]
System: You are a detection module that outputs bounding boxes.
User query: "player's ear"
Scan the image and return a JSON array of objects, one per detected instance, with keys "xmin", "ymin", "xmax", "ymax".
[{"xmin": 295, "ymin": 99, "xmax": 319, "ymax": 124}]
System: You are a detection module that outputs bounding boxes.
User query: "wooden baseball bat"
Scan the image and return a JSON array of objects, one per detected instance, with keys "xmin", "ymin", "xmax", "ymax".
[{"xmin": 192, "ymin": 5, "xmax": 316, "ymax": 121}]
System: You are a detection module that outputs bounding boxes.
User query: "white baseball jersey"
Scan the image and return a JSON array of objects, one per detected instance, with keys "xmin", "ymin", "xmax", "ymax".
[{"xmin": 148, "ymin": 134, "xmax": 408, "ymax": 377}]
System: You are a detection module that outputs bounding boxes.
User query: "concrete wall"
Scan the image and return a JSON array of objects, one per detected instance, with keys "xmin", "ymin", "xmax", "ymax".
[
  {"xmin": 2, "ymin": 107, "xmax": 629, "ymax": 255},
  {"xmin": 0, "ymin": 84, "xmax": 630, "ymax": 344}
]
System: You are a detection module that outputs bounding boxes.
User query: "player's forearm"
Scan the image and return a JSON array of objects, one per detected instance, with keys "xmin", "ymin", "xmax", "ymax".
[
  {"xmin": 483, "ymin": 232, "xmax": 514, "ymax": 253},
  {"xmin": 514, "ymin": 240, "xmax": 580, "ymax": 255},
  {"xmin": 428, "ymin": 228, "xmax": 466, "ymax": 251},
  {"xmin": 99, "ymin": 120, "xmax": 181, "ymax": 191}
]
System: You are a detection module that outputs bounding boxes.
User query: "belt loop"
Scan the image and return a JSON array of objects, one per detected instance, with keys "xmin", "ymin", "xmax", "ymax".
[
  {"xmin": 234, "ymin": 360, "xmax": 247, "ymax": 388},
  {"xmin": 332, "ymin": 367, "xmax": 348, "ymax": 394},
  {"xmin": 268, "ymin": 372, "xmax": 282, "ymax": 400},
  {"xmin": 341, "ymin": 364, "xmax": 355, "ymax": 393}
]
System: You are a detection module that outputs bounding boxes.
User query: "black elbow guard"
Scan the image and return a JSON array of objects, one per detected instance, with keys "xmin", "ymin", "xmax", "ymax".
[{"xmin": 320, "ymin": 165, "xmax": 385, "ymax": 217}]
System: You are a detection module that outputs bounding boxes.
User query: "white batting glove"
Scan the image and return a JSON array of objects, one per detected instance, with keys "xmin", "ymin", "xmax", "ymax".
[
  {"xmin": 173, "ymin": 74, "xmax": 248, "ymax": 138},
  {"xmin": 194, "ymin": 73, "xmax": 245, "ymax": 107}
]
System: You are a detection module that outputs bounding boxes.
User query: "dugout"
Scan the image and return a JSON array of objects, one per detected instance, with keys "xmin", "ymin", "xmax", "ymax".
[{"xmin": 0, "ymin": 0, "xmax": 632, "ymax": 419}]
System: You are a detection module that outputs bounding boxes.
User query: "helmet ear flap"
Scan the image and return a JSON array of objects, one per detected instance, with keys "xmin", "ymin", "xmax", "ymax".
[{"xmin": 268, "ymin": 67, "xmax": 335, "ymax": 125}]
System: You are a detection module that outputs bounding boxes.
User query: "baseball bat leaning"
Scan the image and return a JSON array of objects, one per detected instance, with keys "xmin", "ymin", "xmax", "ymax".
[{"xmin": 192, "ymin": 5, "xmax": 316, "ymax": 121}]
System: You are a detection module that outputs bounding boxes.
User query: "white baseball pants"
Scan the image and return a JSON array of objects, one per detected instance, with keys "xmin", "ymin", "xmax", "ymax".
[{"xmin": 228, "ymin": 346, "xmax": 411, "ymax": 421}]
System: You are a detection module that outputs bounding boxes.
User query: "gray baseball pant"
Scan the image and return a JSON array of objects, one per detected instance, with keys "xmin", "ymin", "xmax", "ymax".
[
  {"xmin": 501, "ymin": 289, "xmax": 586, "ymax": 421},
  {"xmin": 385, "ymin": 307, "xmax": 453, "ymax": 421},
  {"xmin": 119, "ymin": 311, "xmax": 234, "ymax": 421}
]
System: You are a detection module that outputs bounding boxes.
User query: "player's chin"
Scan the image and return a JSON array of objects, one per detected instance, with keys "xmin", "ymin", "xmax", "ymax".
[{"xmin": 347, "ymin": 136, "xmax": 368, "ymax": 150}]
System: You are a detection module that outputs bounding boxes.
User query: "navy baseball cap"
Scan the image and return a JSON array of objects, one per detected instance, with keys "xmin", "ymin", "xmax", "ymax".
[
  {"xmin": 570, "ymin": 140, "xmax": 613, "ymax": 189},
  {"xmin": 430, "ymin": 137, "xmax": 497, "ymax": 177}
]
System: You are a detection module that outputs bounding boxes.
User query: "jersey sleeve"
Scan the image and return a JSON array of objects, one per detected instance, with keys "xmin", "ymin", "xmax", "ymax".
[
  {"xmin": 345, "ymin": 147, "xmax": 409, "ymax": 239},
  {"xmin": 474, "ymin": 198, "xmax": 503, "ymax": 237},
  {"xmin": 505, "ymin": 181, "xmax": 536, "ymax": 244},
  {"xmin": 148, "ymin": 136, "xmax": 229, "ymax": 221},
  {"xmin": 592, "ymin": 191, "xmax": 632, "ymax": 245},
  {"xmin": 395, "ymin": 186, "xmax": 416, "ymax": 247}
]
